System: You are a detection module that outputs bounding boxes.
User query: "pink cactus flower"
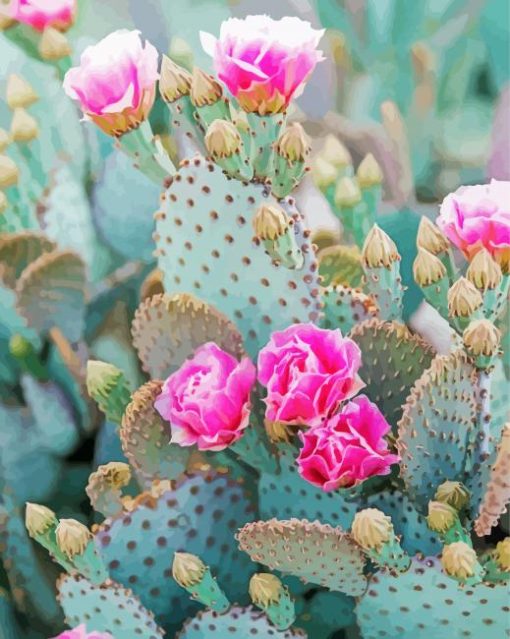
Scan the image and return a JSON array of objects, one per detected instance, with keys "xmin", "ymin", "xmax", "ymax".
[
  {"xmin": 436, "ymin": 179, "xmax": 510, "ymax": 267},
  {"xmin": 63, "ymin": 30, "xmax": 159, "ymax": 137},
  {"xmin": 257, "ymin": 323, "xmax": 364, "ymax": 428},
  {"xmin": 52, "ymin": 624, "xmax": 112, "ymax": 639},
  {"xmin": 3, "ymin": 0, "xmax": 76, "ymax": 32},
  {"xmin": 200, "ymin": 14, "xmax": 324, "ymax": 114},
  {"xmin": 297, "ymin": 395, "xmax": 400, "ymax": 491},
  {"xmin": 155, "ymin": 342, "xmax": 256, "ymax": 451}
]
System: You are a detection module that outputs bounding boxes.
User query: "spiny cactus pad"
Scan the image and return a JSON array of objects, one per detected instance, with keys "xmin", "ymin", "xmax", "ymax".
[
  {"xmin": 95, "ymin": 472, "xmax": 255, "ymax": 629},
  {"xmin": 0, "ymin": 231, "xmax": 56, "ymax": 287},
  {"xmin": 131, "ymin": 292, "xmax": 245, "ymax": 378},
  {"xmin": 356, "ymin": 555, "xmax": 508, "ymax": 639},
  {"xmin": 155, "ymin": 155, "xmax": 321, "ymax": 356},
  {"xmin": 176, "ymin": 605, "xmax": 307, "ymax": 638},
  {"xmin": 57, "ymin": 574, "xmax": 164, "ymax": 639},
  {"xmin": 321, "ymin": 284, "xmax": 379, "ymax": 334},
  {"xmin": 349, "ymin": 318, "xmax": 435, "ymax": 429},
  {"xmin": 237, "ymin": 518, "xmax": 367, "ymax": 596},
  {"xmin": 397, "ymin": 350, "xmax": 477, "ymax": 507},
  {"xmin": 318, "ymin": 244, "xmax": 364, "ymax": 288}
]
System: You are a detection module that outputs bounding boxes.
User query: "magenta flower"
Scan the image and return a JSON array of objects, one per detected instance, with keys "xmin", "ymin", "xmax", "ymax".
[
  {"xmin": 200, "ymin": 15, "xmax": 324, "ymax": 114},
  {"xmin": 257, "ymin": 323, "xmax": 364, "ymax": 428},
  {"xmin": 154, "ymin": 342, "xmax": 256, "ymax": 452},
  {"xmin": 52, "ymin": 624, "xmax": 112, "ymax": 639},
  {"xmin": 297, "ymin": 395, "xmax": 400, "ymax": 491},
  {"xmin": 63, "ymin": 30, "xmax": 159, "ymax": 137},
  {"xmin": 436, "ymin": 179, "xmax": 510, "ymax": 265},
  {"xmin": 4, "ymin": 0, "xmax": 76, "ymax": 32}
]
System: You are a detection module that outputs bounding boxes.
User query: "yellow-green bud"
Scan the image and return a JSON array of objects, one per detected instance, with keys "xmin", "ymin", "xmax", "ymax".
[
  {"xmin": 6, "ymin": 74, "xmax": 38, "ymax": 110},
  {"xmin": 55, "ymin": 519, "xmax": 91, "ymax": 558},
  {"xmin": 92, "ymin": 461, "xmax": 131, "ymax": 488},
  {"xmin": 427, "ymin": 501, "xmax": 457, "ymax": 533},
  {"xmin": 351, "ymin": 508, "xmax": 393, "ymax": 551},
  {"xmin": 334, "ymin": 176, "xmax": 362, "ymax": 208},
  {"xmin": 190, "ymin": 67, "xmax": 223, "ymax": 107},
  {"xmin": 205, "ymin": 119, "xmax": 242, "ymax": 159},
  {"xmin": 0, "ymin": 128, "xmax": 9, "ymax": 152},
  {"xmin": 441, "ymin": 541, "xmax": 477, "ymax": 579},
  {"xmin": 275, "ymin": 123, "xmax": 310, "ymax": 163},
  {"xmin": 413, "ymin": 247, "xmax": 447, "ymax": 286},
  {"xmin": 264, "ymin": 419, "xmax": 292, "ymax": 443},
  {"xmin": 172, "ymin": 552, "xmax": 206, "ymax": 587},
  {"xmin": 357, "ymin": 153, "xmax": 383, "ymax": 188},
  {"xmin": 321, "ymin": 134, "xmax": 351, "ymax": 168},
  {"xmin": 463, "ymin": 319, "xmax": 501, "ymax": 357},
  {"xmin": 25, "ymin": 502, "xmax": 56, "ymax": 537},
  {"xmin": 362, "ymin": 224, "xmax": 400, "ymax": 269},
  {"xmin": 417, "ymin": 216, "xmax": 450, "ymax": 255},
  {"xmin": 311, "ymin": 156, "xmax": 338, "ymax": 190},
  {"xmin": 0, "ymin": 154, "xmax": 19, "ymax": 189},
  {"xmin": 39, "ymin": 27, "xmax": 71, "ymax": 61},
  {"xmin": 249, "ymin": 573, "xmax": 283, "ymax": 607},
  {"xmin": 168, "ymin": 36, "xmax": 194, "ymax": 71},
  {"xmin": 10, "ymin": 108, "xmax": 39, "ymax": 143},
  {"xmin": 494, "ymin": 538, "xmax": 510, "ymax": 572},
  {"xmin": 466, "ymin": 248, "xmax": 502, "ymax": 291},
  {"xmin": 434, "ymin": 481, "xmax": 470, "ymax": 511},
  {"xmin": 253, "ymin": 204, "xmax": 290, "ymax": 241},
  {"xmin": 447, "ymin": 277, "xmax": 483, "ymax": 318},
  {"xmin": 159, "ymin": 55, "xmax": 192, "ymax": 102}
]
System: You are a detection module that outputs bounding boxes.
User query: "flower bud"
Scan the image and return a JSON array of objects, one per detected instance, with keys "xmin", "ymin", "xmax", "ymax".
[
  {"xmin": 10, "ymin": 108, "xmax": 39, "ymax": 143},
  {"xmin": 253, "ymin": 204, "xmax": 290, "ymax": 241},
  {"xmin": 463, "ymin": 319, "xmax": 501, "ymax": 357},
  {"xmin": 96, "ymin": 461, "xmax": 131, "ymax": 488},
  {"xmin": 417, "ymin": 216, "xmax": 449, "ymax": 255},
  {"xmin": 264, "ymin": 419, "xmax": 292, "ymax": 443},
  {"xmin": 357, "ymin": 153, "xmax": 383, "ymax": 188},
  {"xmin": 25, "ymin": 502, "xmax": 56, "ymax": 537},
  {"xmin": 413, "ymin": 247, "xmax": 447, "ymax": 286},
  {"xmin": 205, "ymin": 119, "xmax": 241, "ymax": 159},
  {"xmin": 434, "ymin": 481, "xmax": 470, "ymax": 511},
  {"xmin": 275, "ymin": 123, "xmax": 310, "ymax": 163},
  {"xmin": 362, "ymin": 224, "xmax": 399, "ymax": 269},
  {"xmin": 466, "ymin": 248, "xmax": 502, "ymax": 291},
  {"xmin": 495, "ymin": 538, "xmax": 510, "ymax": 572},
  {"xmin": 0, "ymin": 128, "xmax": 9, "ymax": 152},
  {"xmin": 159, "ymin": 55, "xmax": 192, "ymax": 103},
  {"xmin": 168, "ymin": 36, "xmax": 194, "ymax": 71},
  {"xmin": 190, "ymin": 67, "xmax": 223, "ymax": 107},
  {"xmin": 55, "ymin": 519, "xmax": 91, "ymax": 558},
  {"xmin": 172, "ymin": 552, "xmax": 205, "ymax": 587},
  {"xmin": 321, "ymin": 134, "xmax": 351, "ymax": 168},
  {"xmin": 249, "ymin": 573, "xmax": 283, "ymax": 607},
  {"xmin": 6, "ymin": 74, "xmax": 38, "ymax": 110},
  {"xmin": 334, "ymin": 176, "xmax": 362, "ymax": 208},
  {"xmin": 0, "ymin": 191, "xmax": 7, "ymax": 214},
  {"xmin": 351, "ymin": 508, "xmax": 393, "ymax": 551},
  {"xmin": 441, "ymin": 541, "xmax": 477, "ymax": 579},
  {"xmin": 427, "ymin": 501, "xmax": 457, "ymax": 533},
  {"xmin": 0, "ymin": 13, "xmax": 15, "ymax": 30},
  {"xmin": 447, "ymin": 277, "xmax": 483, "ymax": 318},
  {"xmin": 0, "ymin": 155, "xmax": 19, "ymax": 189},
  {"xmin": 39, "ymin": 26, "xmax": 72, "ymax": 60},
  {"xmin": 311, "ymin": 156, "xmax": 337, "ymax": 190}
]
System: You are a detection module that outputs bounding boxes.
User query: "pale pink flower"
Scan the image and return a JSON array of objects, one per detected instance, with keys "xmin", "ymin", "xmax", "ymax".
[
  {"xmin": 200, "ymin": 14, "xmax": 324, "ymax": 114},
  {"xmin": 297, "ymin": 395, "xmax": 400, "ymax": 491},
  {"xmin": 155, "ymin": 342, "xmax": 256, "ymax": 452},
  {"xmin": 436, "ymin": 179, "xmax": 510, "ymax": 266},
  {"xmin": 63, "ymin": 30, "xmax": 159, "ymax": 136},
  {"xmin": 257, "ymin": 323, "xmax": 364, "ymax": 428},
  {"xmin": 3, "ymin": 0, "xmax": 76, "ymax": 32},
  {"xmin": 52, "ymin": 624, "xmax": 112, "ymax": 639}
]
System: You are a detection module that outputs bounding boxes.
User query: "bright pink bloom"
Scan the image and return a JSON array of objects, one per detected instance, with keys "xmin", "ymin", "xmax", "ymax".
[
  {"xmin": 257, "ymin": 323, "xmax": 364, "ymax": 428},
  {"xmin": 200, "ymin": 15, "xmax": 324, "ymax": 114},
  {"xmin": 4, "ymin": 0, "xmax": 76, "ymax": 32},
  {"xmin": 154, "ymin": 342, "xmax": 256, "ymax": 452},
  {"xmin": 52, "ymin": 624, "xmax": 112, "ymax": 639},
  {"xmin": 63, "ymin": 30, "xmax": 159, "ymax": 136},
  {"xmin": 297, "ymin": 395, "xmax": 400, "ymax": 491},
  {"xmin": 436, "ymin": 179, "xmax": 510, "ymax": 263}
]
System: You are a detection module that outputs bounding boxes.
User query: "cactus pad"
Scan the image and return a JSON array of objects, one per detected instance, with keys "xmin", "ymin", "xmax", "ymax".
[
  {"xmin": 57, "ymin": 574, "xmax": 164, "ymax": 639},
  {"xmin": 131, "ymin": 292, "xmax": 245, "ymax": 379},
  {"xmin": 318, "ymin": 244, "xmax": 364, "ymax": 287},
  {"xmin": 0, "ymin": 231, "xmax": 56, "ymax": 287},
  {"xmin": 237, "ymin": 518, "xmax": 367, "ymax": 596},
  {"xmin": 321, "ymin": 284, "xmax": 379, "ymax": 333}
]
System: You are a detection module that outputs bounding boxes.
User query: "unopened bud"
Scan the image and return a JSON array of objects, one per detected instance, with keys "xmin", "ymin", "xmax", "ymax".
[
  {"xmin": 321, "ymin": 134, "xmax": 351, "ymax": 168},
  {"xmin": 6, "ymin": 74, "xmax": 38, "ymax": 110},
  {"xmin": 352, "ymin": 508, "xmax": 393, "ymax": 551},
  {"xmin": 168, "ymin": 36, "xmax": 194, "ymax": 71},
  {"xmin": 434, "ymin": 481, "xmax": 470, "ymax": 511},
  {"xmin": 159, "ymin": 55, "xmax": 192, "ymax": 103},
  {"xmin": 0, "ymin": 128, "xmax": 9, "ymax": 152},
  {"xmin": 0, "ymin": 154, "xmax": 19, "ymax": 189},
  {"xmin": 466, "ymin": 248, "xmax": 502, "ymax": 291},
  {"xmin": 275, "ymin": 123, "xmax": 310, "ymax": 163},
  {"xmin": 495, "ymin": 538, "xmax": 510, "ymax": 572},
  {"xmin": 447, "ymin": 278, "xmax": 483, "ymax": 318},
  {"xmin": 463, "ymin": 319, "xmax": 501, "ymax": 357},
  {"xmin": 25, "ymin": 503, "xmax": 56, "ymax": 537},
  {"xmin": 0, "ymin": 190, "xmax": 7, "ymax": 213},
  {"xmin": 417, "ymin": 216, "xmax": 449, "ymax": 255},
  {"xmin": 441, "ymin": 541, "xmax": 477, "ymax": 579},
  {"xmin": 205, "ymin": 120, "xmax": 241, "ymax": 159},
  {"xmin": 249, "ymin": 573, "xmax": 283, "ymax": 607},
  {"xmin": 10, "ymin": 108, "xmax": 38, "ymax": 143},
  {"xmin": 362, "ymin": 224, "xmax": 399, "ymax": 269},
  {"xmin": 172, "ymin": 552, "xmax": 205, "ymax": 587},
  {"xmin": 357, "ymin": 153, "xmax": 383, "ymax": 188},
  {"xmin": 95, "ymin": 462, "xmax": 131, "ymax": 488},
  {"xmin": 264, "ymin": 419, "xmax": 292, "ymax": 443},
  {"xmin": 55, "ymin": 519, "xmax": 91, "ymax": 558},
  {"xmin": 311, "ymin": 156, "xmax": 337, "ymax": 190},
  {"xmin": 427, "ymin": 501, "xmax": 457, "ymax": 533},
  {"xmin": 190, "ymin": 67, "xmax": 223, "ymax": 107},
  {"xmin": 334, "ymin": 176, "xmax": 362, "ymax": 208},
  {"xmin": 413, "ymin": 247, "xmax": 447, "ymax": 286},
  {"xmin": 253, "ymin": 204, "xmax": 289, "ymax": 241},
  {"xmin": 39, "ymin": 27, "xmax": 71, "ymax": 61}
]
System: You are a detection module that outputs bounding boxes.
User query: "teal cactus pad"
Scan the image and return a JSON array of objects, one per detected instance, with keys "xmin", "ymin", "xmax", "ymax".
[
  {"xmin": 297, "ymin": 590, "xmax": 355, "ymax": 637},
  {"xmin": 259, "ymin": 447, "xmax": 359, "ymax": 529},
  {"xmin": 176, "ymin": 605, "xmax": 307, "ymax": 638},
  {"xmin": 131, "ymin": 292, "xmax": 245, "ymax": 379},
  {"xmin": 321, "ymin": 284, "xmax": 379, "ymax": 333},
  {"xmin": 356, "ymin": 555, "xmax": 508, "ymax": 639},
  {"xmin": 57, "ymin": 574, "xmax": 164, "ymax": 639},
  {"xmin": 349, "ymin": 319, "xmax": 435, "ymax": 429},
  {"xmin": 95, "ymin": 472, "xmax": 256, "ymax": 630},
  {"xmin": 237, "ymin": 518, "xmax": 367, "ymax": 596},
  {"xmin": 0, "ymin": 268, "xmax": 40, "ymax": 346},
  {"xmin": 155, "ymin": 155, "xmax": 321, "ymax": 357},
  {"xmin": 0, "ymin": 232, "xmax": 56, "ymax": 287},
  {"xmin": 397, "ymin": 350, "xmax": 477, "ymax": 509}
]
